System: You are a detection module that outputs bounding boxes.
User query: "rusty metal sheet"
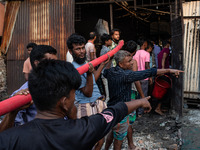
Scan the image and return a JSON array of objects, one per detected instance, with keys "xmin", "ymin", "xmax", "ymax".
[
  {"xmin": 6, "ymin": 0, "xmax": 74, "ymax": 95},
  {"xmin": 0, "ymin": 3, "xmax": 5, "ymax": 36},
  {"xmin": 7, "ymin": 61, "xmax": 26, "ymax": 95},
  {"xmin": 0, "ymin": 1, "xmax": 21, "ymax": 55}
]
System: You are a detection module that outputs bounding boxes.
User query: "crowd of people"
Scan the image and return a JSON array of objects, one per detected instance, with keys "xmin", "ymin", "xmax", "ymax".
[{"xmin": 0, "ymin": 28, "xmax": 183, "ymax": 150}]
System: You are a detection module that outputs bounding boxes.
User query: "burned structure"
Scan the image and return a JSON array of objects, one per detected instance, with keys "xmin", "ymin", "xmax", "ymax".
[{"xmin": 2, "ymin": 0, "xmax": 199, "ymax": 117}]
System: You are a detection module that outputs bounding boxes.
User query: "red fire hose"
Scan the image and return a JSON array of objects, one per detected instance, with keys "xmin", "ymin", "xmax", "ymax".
[{"xmin": 0, "ymin": 40, "xmax": 124, "ymax": 116}]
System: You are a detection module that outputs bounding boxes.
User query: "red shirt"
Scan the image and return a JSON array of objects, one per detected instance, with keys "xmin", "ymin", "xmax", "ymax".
[{"xmin": 157, "ymin": 48, "xmax": 170, "ymax": 69}]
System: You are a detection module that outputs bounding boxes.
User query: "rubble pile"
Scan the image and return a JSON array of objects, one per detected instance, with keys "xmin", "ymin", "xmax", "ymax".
[{"xmin": 104, "ymin": 112, "xmax": 180, "ymax": 150}]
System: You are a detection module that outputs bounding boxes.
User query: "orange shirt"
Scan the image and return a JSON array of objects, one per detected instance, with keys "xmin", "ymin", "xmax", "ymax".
[{"xmin": 23, "ymin": 57, "xmax": 32, "ymax": 73}]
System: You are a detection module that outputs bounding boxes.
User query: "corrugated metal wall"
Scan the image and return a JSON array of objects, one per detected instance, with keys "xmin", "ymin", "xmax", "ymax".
[
  {"xmin": 6, "ymin": 0, "xmax": 75, "ymax": 94},
  {"xmin": 183, "ymin": 1, "xmax": 200, "ymax": 100},
  {"xmin": 0, "ymin": 3, "xmax": 5, "ymax": 36}
]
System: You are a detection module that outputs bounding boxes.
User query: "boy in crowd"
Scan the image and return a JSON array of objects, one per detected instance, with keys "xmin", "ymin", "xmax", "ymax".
[
  {"xmin": 109, "ymin": 28, "xmax": 121, "ymax": 50},
  {"xmin": 0, "ymin": 45, "xmax": 58, "ymax": 132},
  {"xmin": 23, "ymin": 43, "xmax": 37, "ymax": 80},
  {"xmin": 13, "ymin": 45, "xmax": 57, "ymax": 126},
  {"xmin": 109, "ymin": 28, "xmax": 121, "ymax": 67},
  {"xmin": 100, "ymin": 33, "xmax": 113, "ymax": 103},
  {"xmin": 124, "ymin": 40, "xmax": 146, "ymax": 149},
  {"xmin": 151, "ymin": 39, "xmax": 161, "ymax": 68},
  {"xmin": 133, "ymin": 38, "xmax": 151, "ymax": 116},
  {"xmin": 85, "ymin": 32, "xmax": 97, "ymax": 61},
  {"xmin": 156, "ymin": 40, "xmax": 171, "ymax": 115},
  {"xmin": 146, "ymin": 41, "xmax": 154, "ymax": 68},
  {"xmin": 158, "ymin": 40, "xmax": 171, "ymax": 69},
  {"xmin": 100, "ymin": 33, "xmax": 112, "ymax": 56}
]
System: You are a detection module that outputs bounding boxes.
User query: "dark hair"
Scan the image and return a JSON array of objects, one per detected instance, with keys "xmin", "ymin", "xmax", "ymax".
[
  {"xmin": 67, "ymin": 34, "xmax": 86, "ymax": 50},
  {"xmin": 101, "ymin": 33, "xmax": 112, "ymax": 45},
  {"xmin": 110, "ymin": 28, "xmax": 121, "ymax": 36},
  {"xmin": 162, "ymin": 40, "xmax": 170, "ymax": 47},
  {"xmin": 137, "ymin": 38, "xmax": 147, "ymax": 47},
  {"xmin": 89, "ymin": 32, "xmax": 96, "ymax": 40},
  {"xmin": 28, "ymin": 59, "xmax": 81, "ymax": 111},
  {"xmin": 26, "ymin": 43, "xmax": 37, "ymax": 49},
  {"xmin": 30, "ymin": 45, "xmax": 57, "ymax": 70},
  {"xmin": 146, "ymin": 41, "xmax": 154, "ymax": 50},
  {"xmin": 123, "ymin": 40, "xmax": 137, "ymax": 54},
  {"xmin": 150, "ymin": 37, "xmax": 159, "ymax": 45}
]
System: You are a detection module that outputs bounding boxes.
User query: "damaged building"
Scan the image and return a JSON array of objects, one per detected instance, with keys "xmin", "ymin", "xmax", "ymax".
[
  {"xmin": 0, "ymin": 0, "xmax": 183, "ymax": 113},
  {"xmin": 0, "ymin": 0, "xmax": 199, "ymax": 149}
]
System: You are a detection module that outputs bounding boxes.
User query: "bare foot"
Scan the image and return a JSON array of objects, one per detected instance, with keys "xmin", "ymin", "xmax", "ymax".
[
  {"xmin": 128, "ymin": 145, "xmax": 136, "ymax": 150},
  {"xmin": 129, "ymin": 146, "xmax": 146, "ymax": 150},
  {"xmin": 161, "ymin": 108, "xmax": 168, "ymax": 112},
  {"xmin": 155, "ymin": 109, "xmax": 165, "ymax": 116}
]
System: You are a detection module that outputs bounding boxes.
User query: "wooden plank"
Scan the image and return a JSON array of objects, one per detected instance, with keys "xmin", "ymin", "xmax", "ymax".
[
  {"xmin": 75, "ymin": 0, "xmax": 134, "ymax": 5},
  {"xmin": 184, "ymin": 91, "xmax": 200, "ymax": 94},
  {"xmin": 110, "ymin": 3, "xmax": 113, "ymax": 29}
]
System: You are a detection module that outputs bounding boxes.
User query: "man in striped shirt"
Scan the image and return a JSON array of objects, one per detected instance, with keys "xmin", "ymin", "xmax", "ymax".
[{"xmin": 104, "ymin": 50, "xmax": 183, "ymax": 150}]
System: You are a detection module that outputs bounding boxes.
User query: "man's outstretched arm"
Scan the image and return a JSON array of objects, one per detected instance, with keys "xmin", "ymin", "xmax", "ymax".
[
  {"xmin": 157, "ymin": 69, "xmax": 184, "ymax": 78},
  {"xmin": 125, "ymin": 96, "xmax": 151, "ymax": 114},
  {"xmin": 126, "ymin": 68, "xmax": 183, "ymax": 83}
]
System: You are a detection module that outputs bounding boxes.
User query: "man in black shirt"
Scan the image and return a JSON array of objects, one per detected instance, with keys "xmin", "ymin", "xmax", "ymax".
[{"xmin": 0, "ymin": 59, "xmax": 153, "ymax": 150}]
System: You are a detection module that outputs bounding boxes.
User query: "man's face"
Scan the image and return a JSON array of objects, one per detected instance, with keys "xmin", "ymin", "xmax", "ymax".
[
  {"xmin": 166, "ymin": 44, "xmax": 170, "ymax": 48},
  {"xmin": 71, "ymin": 43, "xmax": 86, "ymax": 64},
  {"xmin": 106, "ymin": 39, "xmax": 112, "ymax": 46},
  {"xmin": 66, "ymin": 89, "xmax": 76, "ymax": 112},
  {"xmin": 28, "ymin": 47, "xmax": 33, "ymax": 55},
  {"xmin": 34, "ymin": 53, "xmax": 58, "ymax": 67},
  {"xmin": 143, "ymin": 41, "xmax": 148, "ymax": 49},
  {"xmin": 44, "ymin": 53, "xmax": 58, "ymax": 60},
  {"xmin": 112, "ymin": 31, "xmax": 120, "ymax": 42},
  {"xmin": 119, "ymin": 56, "xmax": 134, "ymax": 70},
  {"xmin": 147, "ymin": 46, "xmax": 153, "ymax": 53}
]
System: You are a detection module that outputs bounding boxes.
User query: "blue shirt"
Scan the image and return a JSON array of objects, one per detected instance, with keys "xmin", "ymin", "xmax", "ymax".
[
  {"xmin": 100, "ymin": 45, "xmax": 110, "ymax": 73},
  {"xmin": 100, "ymin": 45, "xmax": 110, "ymax": 56},
  {"xmin": 11, "ymin": 82, "xmax": 37, "ymax": 126},
  {"xmin": 153, "ymin": 44, "xmax": 161, "ymax": 68},
  {"xmin": 72, "ymin": 61, "xmax": 101, "ymax": 104},
  {"xmin": 103, "ymin": 66, "xmax": 157, "ymax": 106}
]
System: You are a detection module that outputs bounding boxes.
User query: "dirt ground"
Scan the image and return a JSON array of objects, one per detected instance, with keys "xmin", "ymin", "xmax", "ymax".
[
  {"xmin": 104, "ymin": 111, "xmax": 181, "ymax": 150},
  {"xmin": 131, "ymin": 112, "xmax": 180, "ymax": 150},
  {"xmin": 104, "ymin": 108, "xmax": 200, "ymax": 150}
]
